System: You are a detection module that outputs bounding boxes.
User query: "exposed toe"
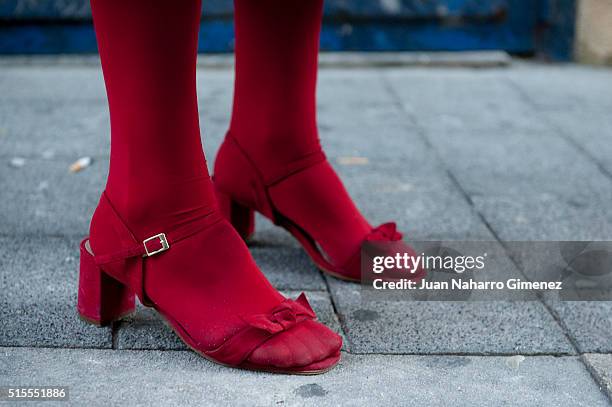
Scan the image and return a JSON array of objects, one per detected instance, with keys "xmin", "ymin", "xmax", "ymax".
[{"xmin": 247, "ymin": 320, "xmax": 342, "ymax": 369}]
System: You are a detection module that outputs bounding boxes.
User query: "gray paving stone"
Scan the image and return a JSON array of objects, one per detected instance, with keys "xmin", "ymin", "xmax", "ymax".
[
  {"xmin": 584, "ymin": 353, "xmax": 612, "ymax": 400},
  {"xmin": 334, "ymin": 163, "xmax": 492, "ymax": 240},
  {"xmin": 543, "ymin": 109, "xmax": 612, "ymax": 176},
  {"xmin": 0, "ymin": 99, "xmax": 110, "ymax": 158},
  {"xmin": 0, "ymin": 236, "xmax": 111, "ymax": 348},
  {"xmin": 473, "ymin": 195, "xmax": 612, "ymax": 241},
  {"xmin": 0, "ymin": 348, "xmax": 608, "ymax": 406},
  {"xmin": 387, "ymin": 72, "xmax": 612, "ymax": 207},
  {"xmin": 0, "ymin": 150, "xmax": 488, "ymax": 242},
  {"xmin": 0, "ymin": 151, "xmax": 201, "ymax": 237},
  {"xmin": 318, "ymin": 106, "xmax": 426, "ymax": 162},
  {"xmin": 506, "ymin": 64, "xmax": 612, "ymax": 112},
  {"xmin": 3, "ymin": 60, "xmax": 612, "ymax": 382},
  {"xmin": 381, "ymin": 66, "xmax": 612, "ymax": 232},
  {"xmin": 327, "ymin": 279, "xmax": 574, "ymax": 355},
  {"xmin": 0, "ymin": 66, "xmax": 107, "ymax": 102},
  {"xmin": 115, "ymin": 291, "xmax": 343, "ymax": 351},
  {"xmin": 0, "ymin": 67, "xmax": 232, "ymax": 159},
  {"xmin": 0, "ymin": 97, "xmax": 228, "ymax": 160},
  {"xmin": 0, "ymin": 105, "xmax": 442, "ymax": 242},
  {"xmin": 423, "ymin": 124, "xmax": 612, "ymax": 241},
  {"xmin": 1, "ymin": 64, "xmax": 494, "ymax": 242},
  {"xmin": 245, "ymin": 213, "xmax": 300, "ymax": 248},
  {"xmin": 384, "ymin": 68, "xmax": 552, "ymax": 134},
  {"xmin": 423, "ymin": 128, "xmax": 612, "ymax": 204},
  {"xmin": 546, "ymin": 301, "xmax": 612, "ymax": 353},
  {"xmin": 0, "ymin": 158, "xmax": 104, "ymax": 236},
  {"xmin": 250, "ymin": 247, "xmax": 326, "ymax": 291},
  {"xmin": 385, "ymin": 66, "xmax": 612, "ymax": 360},
  {"xmin": 318, "ymin": 69, "xmax": 392, "ymax": 107},
  {"xmin": 114, "ymin": 303, "xmax": 188, "ymax": 351}
]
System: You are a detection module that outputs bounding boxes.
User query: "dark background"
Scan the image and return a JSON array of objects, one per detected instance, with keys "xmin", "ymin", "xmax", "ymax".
[{"xmin": 0, "ymin": 0, "xmax": 575, "ymax": 60}]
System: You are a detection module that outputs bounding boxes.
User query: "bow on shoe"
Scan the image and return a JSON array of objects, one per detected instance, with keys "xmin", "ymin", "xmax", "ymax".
[
  {"xmin": 243, "ymin": 293, "xmax": 316, "ymax": 334},
  {"xmin": 366, "ymin": 222, "xmax": 403, "ymax": 242}
]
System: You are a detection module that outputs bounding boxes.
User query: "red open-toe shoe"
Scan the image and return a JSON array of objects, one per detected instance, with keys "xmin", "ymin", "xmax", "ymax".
[
  {"xmin": 77, "ymin": 191, "xmax": 342, "ymax": 374},
  {"xmin": 213, "ymin": 134, "xmax": 427, "ymax": 283}
]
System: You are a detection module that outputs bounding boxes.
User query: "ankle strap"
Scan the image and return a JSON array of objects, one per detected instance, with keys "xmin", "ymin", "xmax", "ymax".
[
  {"xmin": 265, "ymin": 150, "xmax": 327, "ymax": 186},
  {"xmin": 91, "ymin": 192, "xmax": 223, "ymax": 266},
  {"xmin": 225, "ymin": 134, "xmax": 327, "ymax": 186}
]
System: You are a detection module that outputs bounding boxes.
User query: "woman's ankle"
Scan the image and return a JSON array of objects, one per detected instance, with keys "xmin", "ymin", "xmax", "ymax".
[{"xmin": 101, "ymin": 173, "xmax": 218, "ymax": 240}]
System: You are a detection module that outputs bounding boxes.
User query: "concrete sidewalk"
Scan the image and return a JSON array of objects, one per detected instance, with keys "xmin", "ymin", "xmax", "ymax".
[{"xmin": 1, "ymin": 58, "xmax": 612, "ymax": 406}]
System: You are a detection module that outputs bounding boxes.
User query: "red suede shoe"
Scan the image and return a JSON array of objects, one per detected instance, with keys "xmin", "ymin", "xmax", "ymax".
[
  {"xmin": 77, "ymin": 192, "xmax": 342, "ymax": 374},
  {"xmin": 213, "ymin": 135, "xmax": 427, "ymax": 283}
]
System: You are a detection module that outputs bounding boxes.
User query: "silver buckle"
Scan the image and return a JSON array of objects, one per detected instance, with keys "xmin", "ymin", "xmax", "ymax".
[{"xmin": 143, "ymin": 233, "xmax": 169, "ymax": 257}]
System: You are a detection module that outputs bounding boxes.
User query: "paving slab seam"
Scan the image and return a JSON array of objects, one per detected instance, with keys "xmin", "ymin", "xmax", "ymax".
[
  {"xmin": 504, "ymin": 77, "xmax": 612, "ymax": 182},
  {"xmin": 380, "ymin": 71, "xmax": 580, "ymax": 341},
  {"xmin": 0, "ymin": 344, "xmax": 589, "ymax": 357},
  {"xmin": 430, "ymin": 79, "xmax": 612, "ymax": 401},
  {"xmin": 322, "ymin": 274, "xmax": 352, "ymax": 353},
  {"xmin": 381, "ymin": 71, "xmax": 612, "ymax": 402},
  {"xmin": 381, "ymin": 71, "xmax": 583, "ymax": 350},
  {"xmin": 376, "ymin": 74, "xmax": 572, "ymax": 356},
  {"xmin": 446, "ymin": 220, "xmax": 585, "ymax": 358},
  {"xmin": 581, "ymin": 354, "xmax": 612, "ymax": 403},
  {"xmin": 0, "ymin": 344, "xmax": 112, "ymax": 351},
  {"xmin": 347, "ymin": 351, "xmax": 580, "ymax": 356},
  {"xmin": 542, "ymin": 304, "xmax": 612, "ymax": 404},
  {"xmin": 110, "ymin": 321, "xmax": 121, "ymax": 350},
  {"xmin": 4, "ymin": 346, "xmax": 600, "ymax": 357}
]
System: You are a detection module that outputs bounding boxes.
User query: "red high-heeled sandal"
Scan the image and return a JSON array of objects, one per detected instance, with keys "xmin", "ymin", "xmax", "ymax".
[
  {"xmin": 77, "ymin": 192, "xmax": 342, "ymax": 374},
  {"xmin": 213, "ymin": 134, "xmax": 427, "ymax": 282}
]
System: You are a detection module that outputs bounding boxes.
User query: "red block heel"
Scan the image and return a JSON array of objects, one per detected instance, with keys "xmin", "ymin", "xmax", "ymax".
[
  {"xmin": 215, "ymin": 185, "xmax": 255, "ymax": 241},
  {"xmin": 77, "ymin": 239, "xmax": 135, "ymax": 326}
]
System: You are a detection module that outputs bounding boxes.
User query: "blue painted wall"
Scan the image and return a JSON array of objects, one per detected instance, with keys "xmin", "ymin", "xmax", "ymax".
[{"xmin": 0, "ymin": 0, "xmax": 575, "ymax": 60}]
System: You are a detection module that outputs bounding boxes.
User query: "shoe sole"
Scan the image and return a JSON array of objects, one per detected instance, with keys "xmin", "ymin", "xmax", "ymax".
[
  {"xmin": 79, "ymin": 303, "xmax": 341, "ymax": 375},
  {"xmin": 157, "ymin": 308, "xmax": 342, "ymax": 375}
]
